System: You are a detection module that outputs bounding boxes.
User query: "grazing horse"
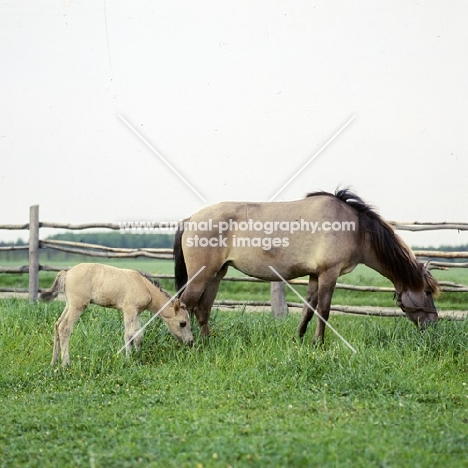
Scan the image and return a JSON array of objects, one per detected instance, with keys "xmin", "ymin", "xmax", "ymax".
[
  {"xmin": 174, "ymin": 189, "xmax": 440, "ymax": 343},
  {"xmin": 41, "ymin": 263, "xmax": 194, "ymax": 366}
]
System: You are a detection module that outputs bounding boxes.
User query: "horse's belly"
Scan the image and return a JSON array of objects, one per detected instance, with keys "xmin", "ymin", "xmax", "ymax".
[
  {"xmin": 90, "ymin": 290, "xmax": 119, "ymax": 308},
  {"xmin": 227, "ymin": 231, "xmax": 358, "ymax": 281},
  {"xmin": 229, "ymin": 255, "xmax": 314, "ymax": 281}
]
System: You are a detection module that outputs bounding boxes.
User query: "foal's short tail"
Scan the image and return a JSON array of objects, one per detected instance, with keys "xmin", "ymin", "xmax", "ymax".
[
  {"xmin": 174, "ymin": 222, "xmax": 188, "ymax": 297},
  {"xmin": 40, "ymin": 270, "xmax": 67, "ymax": 301}
]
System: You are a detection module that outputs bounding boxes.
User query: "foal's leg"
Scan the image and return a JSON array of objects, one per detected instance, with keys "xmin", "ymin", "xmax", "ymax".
[
  {"xmin": 132, "ymin": 312, "xmax": 143, "ymax": 352},
  {"xmin": 57, "ymin": 303, "xmax": 87, "ymax": 366},
  {"xmin": 51, "ymin": 304, "xmax": 69, "ymax": 365},
  {"xmin": 298, "ymin": 276, "xmax": 318, "ymax": 339},
  {"xmin": 193, "ymin": 264, "xmax": 228, "ymax": 336},
  {"xmin": 123, "ymin": 307, "xmax": 140, "ymax": 357},
  {"xmin": 313, "ymin": 268, "xmax": 340, "ymax": 344}
]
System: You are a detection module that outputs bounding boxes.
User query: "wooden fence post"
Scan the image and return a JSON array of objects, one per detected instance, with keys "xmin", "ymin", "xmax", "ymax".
[
  {"xmin": 270, "ymin": 282, "xmax": 288, "ymax": 318},
  {"xmin": 28, "ymin": 205, "xmax": 39, "ymax": 302}
]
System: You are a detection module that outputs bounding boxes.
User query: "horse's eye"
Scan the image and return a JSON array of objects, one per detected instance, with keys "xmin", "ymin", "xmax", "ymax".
[
  {"xmin": 180, "ymin": 321, "xmax": 187, "ymax": 328},
  {"xmin": 424, "ymin": 291, "xmax": 432, "ymax": 296}
]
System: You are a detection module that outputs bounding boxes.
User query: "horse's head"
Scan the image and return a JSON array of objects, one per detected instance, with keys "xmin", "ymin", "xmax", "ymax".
[
  {"xmin": 395, "ymin": 265, "xmax": 440, "ymax": 328},
  {"xmin": 396, "ymin": 289, "xmax": 438, "ymax": 327},
  {"xmin": 160, "ymin": 299, "xmax": 194, "ymax": 345}
]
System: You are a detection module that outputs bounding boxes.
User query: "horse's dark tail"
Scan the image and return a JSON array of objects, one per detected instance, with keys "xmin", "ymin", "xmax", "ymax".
[
  {"xmin": 174, "ymin": 221, "xmax": 188, "ymax": 297},
  {"xmin": 40, "ymin": 270, "xmax": 67, "ymax": 301}
]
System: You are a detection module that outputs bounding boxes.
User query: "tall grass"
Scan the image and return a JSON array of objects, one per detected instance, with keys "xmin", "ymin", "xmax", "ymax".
[{"xmin": 0, "ymin": 298, "xmax": 467, "ymax": 467}]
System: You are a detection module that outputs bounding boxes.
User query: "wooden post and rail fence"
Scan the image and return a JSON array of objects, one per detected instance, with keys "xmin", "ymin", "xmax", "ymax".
[{"xmin": 1, "ymin": 205, "xmax": 468, "ymax": 318}]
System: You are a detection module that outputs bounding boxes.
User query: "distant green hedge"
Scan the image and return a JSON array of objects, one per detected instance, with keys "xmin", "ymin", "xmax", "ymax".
[
  {"xmin": 47, "ymin": 231, "xmax": 175, "ymax": 249},
  {"xmin": 0, "ymin": 232, "xmax": 175, "ymax": 262}
]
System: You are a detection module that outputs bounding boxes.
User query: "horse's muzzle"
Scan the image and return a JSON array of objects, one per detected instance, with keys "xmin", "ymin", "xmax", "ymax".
[{"xmin": 406, "ymin": 310, "xmax": 438, "ymax": 329}]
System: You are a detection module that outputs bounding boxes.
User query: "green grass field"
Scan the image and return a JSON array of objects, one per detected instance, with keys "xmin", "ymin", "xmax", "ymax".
[
  {"xmin": 0, "ymin": 298, "xmax": 467, "ymax": 467},
  {"xmin": 0, "ymin": 257, "xmax": 467, "ymax": 466}
]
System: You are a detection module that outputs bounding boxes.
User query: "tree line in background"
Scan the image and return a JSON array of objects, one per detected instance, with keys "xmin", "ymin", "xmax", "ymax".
[{"xmin": 0, "ymin": 232, "xmax": 175, "ymax": 261}]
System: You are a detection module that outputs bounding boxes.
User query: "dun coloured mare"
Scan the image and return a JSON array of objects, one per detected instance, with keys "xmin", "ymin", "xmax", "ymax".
[
  {"xmin": 41, "ymin": 263, "xmax": 194, "ymax": 366},
  {"xmin": 174, "ymin": 189, "xmax": 440, "ymax": 343}
]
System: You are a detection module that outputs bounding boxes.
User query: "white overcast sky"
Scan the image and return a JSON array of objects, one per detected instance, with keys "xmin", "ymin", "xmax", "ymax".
[{"xmin": 1, "ymin": 0, "xmax": 467, "ymax": 246}]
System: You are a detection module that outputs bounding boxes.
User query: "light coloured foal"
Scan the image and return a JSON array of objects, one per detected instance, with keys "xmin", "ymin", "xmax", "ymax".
[{"xmin": 41, "ymin": 263, "xmax": 194, "ymax": 366}]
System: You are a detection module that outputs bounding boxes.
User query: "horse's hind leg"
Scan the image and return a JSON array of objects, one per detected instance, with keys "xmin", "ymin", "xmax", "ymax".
[
  {"xmin": 193, "ymin": 264, "xmax": 228, "ymax": 336},
  {"xmin": 51, "ymin": 304, "xmax": 69, "ymax": 365},
  {"xmin": 57, "ymin": 303, "xmax": 86, "ymax": 366},
  {"xmin": 180, "ymin": 262, "xmax": 227, "ymax": 337},
  {"xmin": 298, "ymin": 276, "xmax": 318, "ymax": 339}
]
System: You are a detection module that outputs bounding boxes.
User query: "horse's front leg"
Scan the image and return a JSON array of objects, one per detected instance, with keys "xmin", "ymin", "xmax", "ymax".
[
  {"xmin": 132, "ymin": 313, "xmax": 143, "ymax": 352},
  {"xmin": 298, "ymin": 276, "xmax": 318, "ymax": 339},
  {"xmin": 313, "ymin": 269, "xmax": 339, "ymax": 345}
]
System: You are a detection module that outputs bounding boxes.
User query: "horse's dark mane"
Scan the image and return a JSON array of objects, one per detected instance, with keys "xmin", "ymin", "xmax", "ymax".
[
  {"xmin": 307, "ymin": 188, "xmax": 429, "ymax": 292},
  {"xmin": 138, "ymin": 271, "xmax": 170, "ymax": 298}
]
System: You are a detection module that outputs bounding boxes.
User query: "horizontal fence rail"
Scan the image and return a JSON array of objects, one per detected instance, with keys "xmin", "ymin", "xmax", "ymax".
[
  {"xmin": 390, "ymin": 221, "xmax": 468, "ymax": 231},
  {"xmin": 0, "ymin": 205, "xmax": 467, "ymax": 319}
]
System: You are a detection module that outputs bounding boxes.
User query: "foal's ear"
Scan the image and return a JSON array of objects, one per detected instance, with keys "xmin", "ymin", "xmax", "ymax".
[{"xmin": 172, "ymin": 299, "xmax": 180, "ymax": 313}]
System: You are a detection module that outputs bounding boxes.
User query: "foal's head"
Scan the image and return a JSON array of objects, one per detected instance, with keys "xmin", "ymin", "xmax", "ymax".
[{"xmin": 160, "ymin": 299, "xmax": 194, "ymax": 345}]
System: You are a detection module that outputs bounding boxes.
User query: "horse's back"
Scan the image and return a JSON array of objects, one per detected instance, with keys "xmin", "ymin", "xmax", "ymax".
[
  {"xmin": 65, "ymin": 264, "xmax": 150, "ymax": 309},
  {"xmin": 182, "ymin": 196, "xmax": 362, "ymax": 281},
  {"xmin": 189, "ymin": 196, "xmax": 357, "ymax": 223}
]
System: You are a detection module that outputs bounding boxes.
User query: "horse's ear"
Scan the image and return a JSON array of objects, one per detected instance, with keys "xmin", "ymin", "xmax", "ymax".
[{"xmin": 173, "ymin": 298, "xmax": 180, "ymax": 313}]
